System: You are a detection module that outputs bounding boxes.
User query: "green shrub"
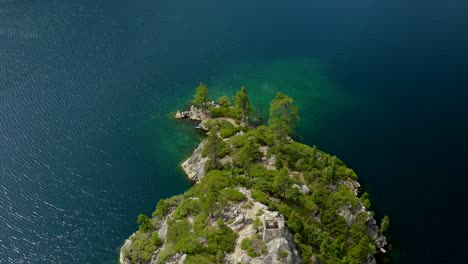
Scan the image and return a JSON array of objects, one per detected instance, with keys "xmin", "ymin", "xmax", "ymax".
[
  {"xmin": 209, "ymin": 106, "xmax": 240, "ymax": 119},
  {"xmin": 253, "ymin": 217, "xmax": 262, "ymax": 230},
  {"xmin": 185, "ymin": 254, "xmax": 216, "ymax": 264},
  {"xmin": 240, "ymin": 235, "xmax": 266, "ymax": 257},
  {"xmin": 218, "ymin": 120, "xmax": 242, "ymax": 138},
  {"xmin": 251, "ymin": 189, "xmax": 270, "ymax": 205},
  {"xmin": 278, "ymin": 249, "xmax": 288, "ymax": 259},
  {"xmin": 152, "ymin": 195, "xmax": 183, "ymax": 218},
  {"xmin": 205, "ymin": 221, "xmax": 238, "ymax": 254},
  {"xmin": 166, "ymin": 219, "xmax": 191, "ymax": 244},
  {"xmin": 173, "ymin": 198, "xmax": 203, "ymax": 219},
  {"xmin": 137, "ymin": 214, "xmax": 151, "ymax": 232},
  {"xmin": 129, "ymin": 231, "xmax": 162, "ymax": 263},
  {"xmin": 240, "ymin": 238, "xmax": 251, "ymax": 250},
  {"xmin": 221, "ymin": 188, "xmax": 246, "ymax": 202}
]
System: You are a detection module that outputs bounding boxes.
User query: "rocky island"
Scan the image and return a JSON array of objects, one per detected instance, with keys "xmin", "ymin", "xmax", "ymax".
[{"xmin": 119, "ymin": 84, "xmax": 389, "ymax": 264}]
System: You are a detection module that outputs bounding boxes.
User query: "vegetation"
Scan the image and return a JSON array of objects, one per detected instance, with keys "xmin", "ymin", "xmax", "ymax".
[
  {"xmin": 268, "ymin": 92, "xmax": 299, "ymax": 141},
  {"xmin": 194, "ymin": 83, "xmax": 209, "ymax": 112},
  {"xmin": 380, "ymin": 215, "xmax": 390, "ymax": 234},
  {"xmin": 204, "ymin": 124, "xmax": 225, "ymax": 170},
  {"xmin": 233, "ymin": 86, "xmax": 253, "ymax": 125},
  {"xmin": 240, "ymin": 235, "xmax": 267, "ymax": 257},
  {"xmin": 124, "ymin": 88, "xmax": 388, "ymax": 264}
]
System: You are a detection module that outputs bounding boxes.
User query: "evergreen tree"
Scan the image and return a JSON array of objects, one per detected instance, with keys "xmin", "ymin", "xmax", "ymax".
[
  {"xmin": 268, "ymin": 92, "xmax": 299, "ymax": 141},
  {"xmin": 310, "ymin": 145, "xmax": 317, "ymax": 167},
  {"xmin": 380, "ymin": 215, "xmax": 390, "ymax": 234},
  {"xmin": 327, "ymin": 156, "xmax": 338, "ymax": 184},
  {"xmin": 273, "ymin": 168, "xmax": 292, "ymax": 200},
  {"xmin": 201, "ymin": 171, "xmax": 228, "ymax": 218},
  {"xmin": 234, "ymin": 137, "xmax": 259, "ymax": 177},
  {"xmin": 194, "ymin": 83, "xmax": 209, "ymax": 112},
  {"xmin": 219, "ymin": 96, "xmax": 230, "ymax": 107},
  {"xmin": 234, "ymin": 86, "xmax": 252, "ymax": 125},
  {"xmin": 206, "ymin": 124, "xmax": 222, "ymax": 169},
  {"xmin": 137, "ymin": 214, "xmax": 151, "ymax": 232}
]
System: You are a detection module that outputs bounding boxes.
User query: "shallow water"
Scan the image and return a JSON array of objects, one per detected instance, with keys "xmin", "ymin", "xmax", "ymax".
[{"xmin": 1, "ymin": 0, "xmax": 467, "ymax": 263}]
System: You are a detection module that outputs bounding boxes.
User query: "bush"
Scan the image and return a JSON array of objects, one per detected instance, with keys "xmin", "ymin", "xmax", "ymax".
[
  {"xmin": 278, "ymin": 249, "xmax": 288, "ymax": 259},
  {"xmin": 166, "ymin": 219, "xmax": 191, "ymax": 244},
  {"xmin": 240, "ymin": 235, "xmax": 267, "ymax": 257},
  {"xmin": 128, "ymin": 231, "xmax": 163, "ymax": 263},
  {"xmin": 152, "ymin": 195, "xmax": 183, "ymax": 218},
  {"xmin": 185, "ymin": 254, "xmax": 215, "ymax": 264},
  {"xmin": 251, "ymin": 189, "xmax": 270, "ymax": 205},
  {"xmin": 205, "ymin": 221, "xmax": 238, "ymax": 254},
  {"xmin": 137, "ymin": 214, "xmax": 151, "ymax": 232},
  {"xmin": 240, "ymin": 238, "xmax": 251, "ymax": 250},
  {"xmin": 218, "ymin": 120, "xmax": 242, "ymax": 138},
  {"xmin": 209, "ymin": 106, "xmax": 240, "ymax": 119},
  {"xmin": 221, "ymin": 188, "xmax": 246, "ymax": 202},
  {"xmin": 173, "ymin": 198, "xmax": 203, "ymax": 219}
]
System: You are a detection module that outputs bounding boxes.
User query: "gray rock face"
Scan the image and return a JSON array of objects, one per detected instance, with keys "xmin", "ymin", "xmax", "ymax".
[
  {"xmin": 224, "ymin": 189, "xmax": 302, "ymax": 264},
  {"xmin": 337, "ymin": 204, "xmax": 387, "ymax": 252},
  {"xmin": 165, "ymin": 253, "xmax": 187, "ymax": 264},
  {"xmin": 343, "ymin": 180, "xmax": 361, "ymax": 196},
  {"xmin": 181, "ymin": 140, "xmax": 208, "ymax": 182},
  {"xmin": 174, "ymin": 105, "xmax": 206, "ymax": 121},
  {"xmin": 119, "ymin": 235, "xmax": 133, "ymax": 264}
]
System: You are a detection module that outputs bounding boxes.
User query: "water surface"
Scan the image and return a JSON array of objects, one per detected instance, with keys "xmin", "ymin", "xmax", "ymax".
[{"xmin": 1, "ymin": 0, "xmax": 467, "ymax": 263}]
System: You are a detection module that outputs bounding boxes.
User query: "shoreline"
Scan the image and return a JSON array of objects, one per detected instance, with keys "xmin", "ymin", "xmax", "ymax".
[{"xmin": 120, "ymin": 91, "xmax": 389, "ymax": 264}]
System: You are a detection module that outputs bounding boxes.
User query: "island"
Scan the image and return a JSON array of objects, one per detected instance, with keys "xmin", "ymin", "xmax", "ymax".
[{"xmin": 119, "ymin": 84, "xmax": 389, "ymax": 264}]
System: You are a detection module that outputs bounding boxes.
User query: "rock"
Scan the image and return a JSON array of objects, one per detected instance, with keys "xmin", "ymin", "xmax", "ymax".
[
  {"xmin": 292, "ymin": 184, "xmax": 310, "ymax": 195},
  {"xmin": 174, "ymin": 111, "xmax": 184, "ymax": 119},
  {"xmin": 119, "ymin": 235, "xmax": 133, "ymax": 264},
  {"xmin": 166, "ymin": 253, "xmax": 187, "ymax": 264},
  {"xmin": 174, "ymin": 105, "xmax": 208, "ymax": 121},
  {"xmin": 365, "ymin": 254, "xmax": 377, "ymax": 264},
  {"xmin": 343, "ymin": 180, "xmax": 361, "ymax": 196},
  {"xmin": 181, "ymin": 140, "xmax": 208, "ymax": 182},
  {"xmin": 158, "ymin": 215, "xmax": 171, "ymax": 241},
  {"xmin": 229, "ymin": 211, "xmax": 246, "ymax": 232},
  {"xmin": 337, "ymin": 204, "xmax": 387, "ymax": 250},
  {"xmin": 224, "ymin": 190, "xmax": 302, "ymax": 264}
]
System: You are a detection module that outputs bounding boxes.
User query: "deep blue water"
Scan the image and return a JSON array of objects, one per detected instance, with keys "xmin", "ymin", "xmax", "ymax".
[{"xmin": 1, "ymin": 0, "xmax": 467, "ymax": 263}]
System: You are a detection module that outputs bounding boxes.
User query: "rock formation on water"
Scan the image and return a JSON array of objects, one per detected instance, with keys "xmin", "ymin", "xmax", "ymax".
[{"xmin": 120, "ymin": 102, "xmax": 387, "ymax": 264}]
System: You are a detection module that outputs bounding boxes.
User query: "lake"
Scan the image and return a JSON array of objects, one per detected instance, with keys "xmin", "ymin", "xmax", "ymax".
[{"xmin": 1, "ymin": 0, "xmax": 467, "ymax": 263}]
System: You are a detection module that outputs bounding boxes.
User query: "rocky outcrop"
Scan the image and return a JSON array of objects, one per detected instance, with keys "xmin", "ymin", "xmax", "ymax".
[
  {"xmin": 181, "ymin": 140, "xmax": 208, "ymax": 182},
  {"xmin": 292, "ymin": 184, "xmax": 310, "ymax": 195},
  {"xmin": 337, "ymin": 204, "xmax": 387, "ymax": 253},
  {"xmin": 120, "ymin": 113, "xmax": 388, "ymax": 264},
  {"xmin": 119, "ymin": 234, "xmax": 134, "ymax": 264},
  {"xmin": 174, "ymin": 105, "xmax": 207, "ymax": 121},
  {"xmin": 343, "ymin": 180, "xmax": 361, "ymax": 196},
  {"xmin": 224, "ymin": 188, "xmax": 302, "ymax": 264}
]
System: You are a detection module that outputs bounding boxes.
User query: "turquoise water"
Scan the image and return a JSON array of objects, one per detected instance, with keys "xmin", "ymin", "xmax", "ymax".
[{"xmin": 1, "ymin": 0, "xmax": 467, "ymax": 263}]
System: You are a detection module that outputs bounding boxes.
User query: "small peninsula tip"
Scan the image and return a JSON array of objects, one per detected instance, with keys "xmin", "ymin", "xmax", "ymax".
[{"xmin": 120, "ymin": 84, "xmax": 389, "ymax": 264}]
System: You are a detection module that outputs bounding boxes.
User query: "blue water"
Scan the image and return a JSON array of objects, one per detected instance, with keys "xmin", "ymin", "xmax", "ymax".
[{"xmin": 1, "ymin": 0, "xmax": 467, "ymax": 263}]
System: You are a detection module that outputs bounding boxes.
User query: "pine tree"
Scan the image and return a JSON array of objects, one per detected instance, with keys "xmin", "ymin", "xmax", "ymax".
[
  {"xmin": 268, "ymin": 92, "xmax": 299, "ymax": 141},
  {"xmin": 380, "ymin": 215, "xmax": 390, "ymax": 234},
  {"xmin": 194, "ymin": 83, "xmax": 209, "ymax": 112},
  {"xmin": 234, "ymin": 137, "xmax": 258, "ymax": 177},
  {"xmin": 219, "ymin": 96, "xmax": 230, "ymax": 107},
  {"xmin": 137, "ymin": 214, "xmax": 151, "ymax": 232},
  {"xmin": 206, "ymin": 124, "xmax": 222, "ymax": 169},
  {"xmin": 273, "ymin": 168, "xmax": 292, "ymax": 200},
  {"xmin": 234, "ymin": 86, "xmax": 252, "ymax": 125}
]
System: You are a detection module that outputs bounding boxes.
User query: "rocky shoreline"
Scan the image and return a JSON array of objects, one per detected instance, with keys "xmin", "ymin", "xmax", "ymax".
[{"xmin": 120, "ymin": 98, "xmax": 388, "ymax": 264}]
